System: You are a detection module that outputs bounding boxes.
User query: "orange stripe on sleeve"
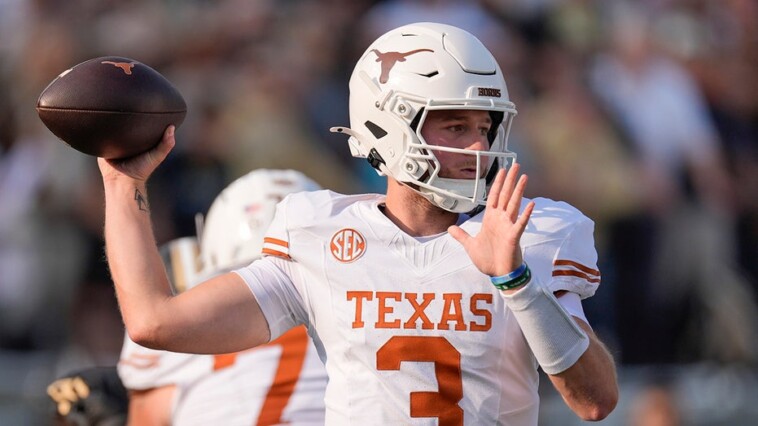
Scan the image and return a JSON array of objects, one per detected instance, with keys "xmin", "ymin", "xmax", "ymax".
[
  {"xmin": 263, "ymin": 237, "xmax": 289, "ymax": 248},
  {"xmin": 553, "ymin": 259, "xmax": 600, "ymax": 276},
  {"xmin": 262, "ymin": 248, "xmax": 291, "ymax": 259},
  {"xmin": 552, "ymin": 270, "xmax": 601, "ymax": 283}
]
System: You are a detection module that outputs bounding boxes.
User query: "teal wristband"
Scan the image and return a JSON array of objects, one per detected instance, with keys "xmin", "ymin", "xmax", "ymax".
[
  {"xmin": 491, "ymin": 263, "xmax": 527, "ymax": 283},
  {"xmin": 490, "ymin": 264, "xmax": 531, "ymax": 290}
]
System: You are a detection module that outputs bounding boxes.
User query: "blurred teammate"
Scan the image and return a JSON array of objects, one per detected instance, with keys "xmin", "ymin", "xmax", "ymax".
[
  {"xmin": 117, "ymin": 169, "xmax": 327, "ymax": 425},
  {"xmin": 99, "ymin": 23, "xmax": 618, "ymax": 424}
]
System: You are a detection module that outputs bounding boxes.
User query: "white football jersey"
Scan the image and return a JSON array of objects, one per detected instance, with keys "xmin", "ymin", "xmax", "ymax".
[
  {"xmin": 237, "ymin": 190, "xmax": 600, "ymax": 425},
  {"xmin": 118, "ymin": 326, "xmax": 327, "ymax": 425}
]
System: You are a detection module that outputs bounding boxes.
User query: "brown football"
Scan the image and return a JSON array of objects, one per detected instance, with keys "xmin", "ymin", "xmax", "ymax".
[{"xmin": 36, "ymin": 56, "xmax": 187, "ymax": 159}]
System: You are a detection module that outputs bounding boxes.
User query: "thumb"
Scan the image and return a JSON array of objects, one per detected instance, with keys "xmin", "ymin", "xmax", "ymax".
[
  {"xmin": 143, "ymin": 125, "xmax": 176, "ymax": 168},
  {"xmin": 154, "ymin": 125, "xmax": 176, "ymax": 160},
  {"xmin": 448, "ymin": 225, "xmax": 472, "ymax": 248}
]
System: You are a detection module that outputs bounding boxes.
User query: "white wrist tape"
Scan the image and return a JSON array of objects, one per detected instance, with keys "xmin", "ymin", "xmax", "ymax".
[{"xmin": 501, "ymin": 279, "xmax": 589, "ymax": 374}]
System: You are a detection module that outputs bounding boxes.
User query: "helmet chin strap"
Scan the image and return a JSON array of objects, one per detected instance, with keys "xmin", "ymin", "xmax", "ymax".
[{"xmin": 418, "ymin": 176, "xmax": 486, "ymax": 213}]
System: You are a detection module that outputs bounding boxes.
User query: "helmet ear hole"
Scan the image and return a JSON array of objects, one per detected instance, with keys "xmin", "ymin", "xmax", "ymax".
[{"xmin": 364, "ymin": 121, "xmax": 388, "ymax": 139}]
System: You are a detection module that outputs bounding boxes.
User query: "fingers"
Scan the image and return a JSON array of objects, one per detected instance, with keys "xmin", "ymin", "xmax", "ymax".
[
  {"xmin": 155, "ymin": 125, "xmax": 176, "ymax": 162},
  {"xmin": 98, "ymin": 126, "xmax": 176, "ymax": 182},
  {"xmin": 448, "ymin": 225, "xmax": 472, "ymax": 248},
  {"xmin": 506, "ymin": 174, "xmax": 528, "ymax": 220},
  {"xmin": 514, "ymin": 200, "xmax": 535, "ymax": 235},
  {"xmin": 164, "ymin": 124, "xmax": 176, "ymax": 142},
  {"xmin": 487, "ymin": 163, "xmax": 530, "ymax": 221},
  {"xmin": 145, "ymin": 125, "xmax": 176, "ymax": 167},
  {"xmin": 487, "ymin": 168, "xmax": 506, "ymax": 209},
  {"xmin": 497, "ymin": 162, "xmax": 520, "ymax": 212}
]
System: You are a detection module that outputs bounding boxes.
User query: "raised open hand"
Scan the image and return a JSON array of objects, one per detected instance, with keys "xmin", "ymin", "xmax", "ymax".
[
  {"xmin": 98, "ymin": 125, "xmax": 176, "ymax": 184},
  {"xmin": 448, "ymin": 163, "xmax": 535, "ymax": 277}
]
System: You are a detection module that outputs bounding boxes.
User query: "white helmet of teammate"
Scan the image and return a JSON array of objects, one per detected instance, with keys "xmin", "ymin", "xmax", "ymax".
[
  {"xmin": 159, "ymin": 169, "xmax": 321, "ymax": 292},
  {"xmin": 330, "ymin": 22, "xmax": 518, "ymax": 213}
]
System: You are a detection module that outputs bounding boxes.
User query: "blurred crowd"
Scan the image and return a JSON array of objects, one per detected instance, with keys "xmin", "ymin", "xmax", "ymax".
[{"xmin": 1, "ymin": 0, "xmax": 757, "ymax": 423}]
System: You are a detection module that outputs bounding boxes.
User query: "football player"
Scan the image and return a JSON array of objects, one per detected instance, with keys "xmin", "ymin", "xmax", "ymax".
[
  {"xmin": 117, "ymin": 169, "xmax": 327, "ymax": 425},
  {"xmin": 98, "ymin": 22, "xmax": 618, "ymax": 424}
]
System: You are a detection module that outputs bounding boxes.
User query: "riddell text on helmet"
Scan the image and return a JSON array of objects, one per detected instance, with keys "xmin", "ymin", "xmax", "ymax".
[{"xmin": 477, "ymin": 87, "xmax": 502, "ymax": 97}]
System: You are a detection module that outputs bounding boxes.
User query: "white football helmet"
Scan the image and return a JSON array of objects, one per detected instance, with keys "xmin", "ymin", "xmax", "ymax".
[
  {"xmin": 159, "ymin": 169, "xmax": 321, "ymax": 292},
  {"xmin": 331, "ymin": 22, "xmax": 518, "ymax": 213}
]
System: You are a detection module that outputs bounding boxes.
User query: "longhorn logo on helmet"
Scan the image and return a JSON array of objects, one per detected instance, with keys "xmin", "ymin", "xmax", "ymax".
[{"xmin": 370, "ymin": 49, "xmax": 434, "ymax": 83}]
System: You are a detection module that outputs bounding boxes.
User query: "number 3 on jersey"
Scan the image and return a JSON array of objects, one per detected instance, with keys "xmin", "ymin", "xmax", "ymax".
[{"xmin": 377, "ymin": 336, "xmax": 464, "ymax": 426}]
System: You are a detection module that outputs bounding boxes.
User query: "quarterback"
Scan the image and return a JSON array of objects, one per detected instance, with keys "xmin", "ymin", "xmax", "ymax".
[
  {"xmin": 100, "ymin": 23, "xmax": 618, "ymax": 425},
  {"xmin": 117, "ymin": 170, "xmax": 327, "ymax": 425}
]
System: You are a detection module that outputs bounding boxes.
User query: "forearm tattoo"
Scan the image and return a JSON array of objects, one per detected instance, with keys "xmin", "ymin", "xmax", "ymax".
[{"xmin": 134, "ymin": 188, "xmax": 149, "ymax": 212}]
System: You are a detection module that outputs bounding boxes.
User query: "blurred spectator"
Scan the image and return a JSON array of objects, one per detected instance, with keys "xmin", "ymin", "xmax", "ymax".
[
  {"xmin": 665, "ymin": 0, "xmax": 758, "ymax": 296},
  {"xmin": 0, "ymin": 0, "xmax": 158, "ymax": 364},
  {"xmin": 589, "ymin": 1, "xmax": 757, "ymax": 364},
  {"xmin": 0, "ymin": 58, "xmax": 92, "ymax": 352},
  {"xmin": 518, "ymin": 40, "xmax": 645, "ymax": 347},
  {"xmin": 211, "ymin": 47, "xmax": 365, "ymax": 195},
  {"xmin": 590, "ymin": 4, "xmax": 732, "ymax": 215},
  {"xmin": 359, "ymin": 0, "xmax": 509, "ymax": 46}
]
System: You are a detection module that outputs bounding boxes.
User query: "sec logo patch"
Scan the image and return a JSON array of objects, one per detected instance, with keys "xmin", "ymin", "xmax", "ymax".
[{"xmin": 330, "ymin": 228, "xmax": 366, "ymax": 263}]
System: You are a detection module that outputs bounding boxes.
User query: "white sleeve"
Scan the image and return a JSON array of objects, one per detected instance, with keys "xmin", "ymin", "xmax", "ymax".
[
  {"xmin": 234, "ymin": 256, "xmax": 308, "ymax": 341},
  {"xmin": 234, "ymin": 194, "xmax": 308, "ymax": 340},
  {"xmin": 548, "ymin": 217, "xmax": 601, "ymax": 299},
  {"xmin": 260, "ymin": 194, "xmax": 293, "ymax": 259},
  {"xmin": 556, "ymin": 292, "xmax": 588, "ymax": 325}
]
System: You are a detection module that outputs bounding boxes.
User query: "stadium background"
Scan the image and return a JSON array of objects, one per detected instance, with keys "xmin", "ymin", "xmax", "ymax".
[{"xmin": 1, "ymin": 0, "xmax": 756, "ymax": 424}]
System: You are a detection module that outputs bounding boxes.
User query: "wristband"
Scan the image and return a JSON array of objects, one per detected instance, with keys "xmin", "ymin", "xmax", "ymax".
[{"xmin": 490, "ymin": 263, "xmax": 531, "ymax": 290}]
